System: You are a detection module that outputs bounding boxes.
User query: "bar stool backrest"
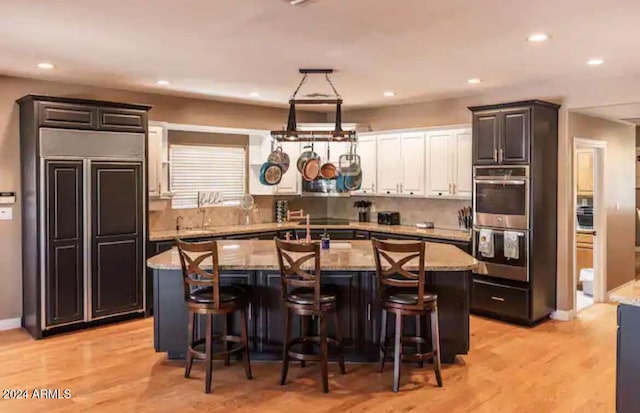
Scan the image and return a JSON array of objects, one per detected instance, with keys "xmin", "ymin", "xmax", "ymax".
[
  {"xmin": 274, "ymin": 238, "xmax": 322, "ymax": 311},
  {"xmin": 176, "ymin": 239, "xmax": 221, "ymax": 309},
  {"xmin": 371, "ymin": 239, "xmax": 426, "ymax": 309}
]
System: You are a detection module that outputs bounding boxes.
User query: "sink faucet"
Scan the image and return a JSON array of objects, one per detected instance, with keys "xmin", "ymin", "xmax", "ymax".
[
  {"xmin": 287, "ymin": 209, "xmax": 311, "ymax": 243},
  {"xmin": 176, "ymin": 216, "xmax": 184, "ymax": 232}
]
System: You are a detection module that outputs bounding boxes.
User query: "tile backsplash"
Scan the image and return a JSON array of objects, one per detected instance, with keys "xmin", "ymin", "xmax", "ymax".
[
  {"xmin": 148, "ymin": 196, "xmax": 275, "ymax": 231},
  {"xmin": 149, "ymin": 195, "xmax": 471, "ymax": 232}
]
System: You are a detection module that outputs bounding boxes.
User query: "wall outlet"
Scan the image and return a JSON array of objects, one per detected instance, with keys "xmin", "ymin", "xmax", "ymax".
[{"xmin": 0, "ymin": 207, "xmax": 13, "ymax": 220}]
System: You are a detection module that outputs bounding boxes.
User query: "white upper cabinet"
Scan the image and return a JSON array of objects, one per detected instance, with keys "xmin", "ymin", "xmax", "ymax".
[
  {"xmin": 353, "ymin": 136, "xmax": 377, "ymax": 195},
  {"xmin": 451, "ymin": 129, "xmax": 472, "ymax": 197},
  {"xmin": 426, "ymin": 131, "xmax": 453, "ymax": 196},
  {"xmin": 399, "ymin": 133, "xmax": 425, "ymax": 196},
  {"xmin": 148, "ymin": 124, "xmax": 163, "ymax": 197},
  {"xmin": 376, "ymin": 135, "xmax": 402, "ymax": 195},
  {"xmin": 275, "ymin": 141, "xmax": 301, "ymax": 194},
  {"xmin": 148, "ymin": 123, "xmax": 170, "ymax": 198},
  {"xmin": 425, "ymin": 128, "xmax": 472, "ymax": 199}
]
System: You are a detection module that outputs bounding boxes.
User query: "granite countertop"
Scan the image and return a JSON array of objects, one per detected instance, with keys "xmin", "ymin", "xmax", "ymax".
[
  {"xmin": 147, "ymin": 240, "xmax": 478, "ymax": 272},
  {"xmin": 149, "ymin": 222, "xmax": 472, "ymax": 243},
  {"xmin": 610, "ymin": 281, "xmax": 640, "ymax": 307}
]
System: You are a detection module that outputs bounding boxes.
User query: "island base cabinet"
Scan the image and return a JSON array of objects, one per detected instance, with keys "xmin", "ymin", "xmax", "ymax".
[
  {"xmin": 617, "ymin": 304, "xmax": 640, "ymax": 413},
  {"xmin": 254, "ymin": 271, "xmax": 366, "ymax": 361},
  {"xmin": 369, "ymin": 270, "xmax": 471, "ymax": 364},
  {"xmin": 153, "ymin": 269, "xmax": 471, "ymax": 364}
]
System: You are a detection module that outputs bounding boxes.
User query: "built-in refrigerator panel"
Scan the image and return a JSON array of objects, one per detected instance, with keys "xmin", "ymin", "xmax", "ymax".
[{"xmin": 39, "ymin": 128, "xmax": 146, "ymax": 330}]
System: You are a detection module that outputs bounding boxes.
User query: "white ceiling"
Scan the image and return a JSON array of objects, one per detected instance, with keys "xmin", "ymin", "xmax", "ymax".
[{"xmin": 1, "ymin": 0, "xmax": 640, "ymax": 108}]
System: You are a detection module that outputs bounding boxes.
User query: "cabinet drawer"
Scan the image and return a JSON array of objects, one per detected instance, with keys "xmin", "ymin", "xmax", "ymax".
[
  {"xmin": 576, "ymin": 233, "xmax": 594, "ymax": 245},
  {"xmin": 39, "ymin": 102, "xmax": 98, "ymax": 129},
  {"xmin": 472, "ymin": 279, "xmax": 529, "ymax": 320},
  {"xmin": 98, "ymin": 108, "xmax": 147, "ymax": 132}
]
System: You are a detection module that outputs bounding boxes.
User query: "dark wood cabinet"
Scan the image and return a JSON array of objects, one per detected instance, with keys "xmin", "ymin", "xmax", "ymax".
[
  {"xmin": 91, "ymin": 162, "xmax": 144, "ymax": 318},
  {"xmin": 19, "ymin": 95, "xmax": 151, "ymax": 339},
  {"xmin": 469, "ymin": 100, "xmax": 559, "ymax": 325},
  {"xmin": 98, "ymin": 107, "xmax": 147, "ymax": 133},
  {"xmin": 471, "ymin": 103, "xmax": 536, "ymax": 165},
  {"xmin": 501, "ymin": 108, "xmax": 530, "ymax": 164},
  {"xmin": 45, "ymin": 161, "xmax": 85, "ymax": 326},
  {"xmin": 38, "ymin": 101, "xmax": 98, "ymax": 130},
  {"xmin": 472, "ymin": 112, "xmax": 500, "ymax": 165},
  {"xmin": 471, "ymin": 278, "xmax": 529, "ymax": 321}
]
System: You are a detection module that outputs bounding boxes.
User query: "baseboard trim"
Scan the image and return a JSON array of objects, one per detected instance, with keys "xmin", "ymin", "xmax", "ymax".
[
  {"xmin": 0, "ymin": 317, "xmax": 21, "ymax": 331},
  {"xmin": 550, "ymin": 310, "xmax": 577, "ymax": 321}
]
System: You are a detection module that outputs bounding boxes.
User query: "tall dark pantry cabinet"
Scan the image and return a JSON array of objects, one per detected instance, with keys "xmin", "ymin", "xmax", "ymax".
[{"xmin": 18, "ymin": 95, "xmax": 151, "ymax": 338}]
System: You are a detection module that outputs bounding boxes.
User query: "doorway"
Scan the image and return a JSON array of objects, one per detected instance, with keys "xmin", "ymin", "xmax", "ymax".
[{"xmin": 573, "ymin": 138, "xmax": 607, "ymax": 312}]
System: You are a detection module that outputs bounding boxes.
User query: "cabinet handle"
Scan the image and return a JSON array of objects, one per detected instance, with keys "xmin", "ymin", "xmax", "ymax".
[
  {"xmin": 493, "ymin": 149, "xmax": 498, "ymax": 162},
  {"xmin": 498, "ymin": 148, "xmax": 504, "ymax": 163},
  {"xmin": 490, "ymin": 296, "xmax": 505, "ymax": 302},
  {"xmin": 367, "ymin": 304, "xmax": 371, "ymax": 321},
  {"xmin": 452, "ymin": 183, "xmax": 456, "ymax": 194},
  {"xmin": 248, "ymin": 303, "xmax": 252, "ymax": 320},
  {"xmin": 448, "ymin": 183, "xmax": 452, "ymax": 194},
  {"xmin": 386, "ymin": 190, "xmax": 390, "ymax": 194}
]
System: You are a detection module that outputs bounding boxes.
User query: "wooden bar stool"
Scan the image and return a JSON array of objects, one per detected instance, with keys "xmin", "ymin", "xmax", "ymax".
[
  {"xmin": 274, "ymin": 238, "xmax": 346, "ymax": 393},
  {"xmin": 372, "ymin": 238, "xmax": 443, "ymax": 393},
  {"xmin": 176, "ymin": 239, "xmax": 252, "ymax": 393}
]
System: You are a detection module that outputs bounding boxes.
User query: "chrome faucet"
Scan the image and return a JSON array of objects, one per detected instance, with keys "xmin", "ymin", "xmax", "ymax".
[{"xmin": 176, "ymin": 216, "xmax": 184, "ymax": 231}]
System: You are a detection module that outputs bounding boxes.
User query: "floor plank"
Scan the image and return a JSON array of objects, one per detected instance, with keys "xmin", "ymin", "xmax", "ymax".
[{"xmin": 0, "ymin": 304, "xmax": 616, "ymax": 412}]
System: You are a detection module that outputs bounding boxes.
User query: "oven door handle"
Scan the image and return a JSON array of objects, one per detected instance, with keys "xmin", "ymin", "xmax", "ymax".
[{"xmin": 474, "ymin": 179, "xmax": 526, "ymax": 185}]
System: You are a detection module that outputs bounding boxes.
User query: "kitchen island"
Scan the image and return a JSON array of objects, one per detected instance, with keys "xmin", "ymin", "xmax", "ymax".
[
  {"xmin": 610, "ymin": 281, "xmax": 640, "ymax": 413},
  {"xmin": 147, "ymin": 240, "xmax": 477, "ymax": 364}
]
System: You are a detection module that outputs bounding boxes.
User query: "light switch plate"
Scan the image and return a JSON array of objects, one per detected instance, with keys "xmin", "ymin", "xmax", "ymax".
[{"xmin": 0, "ymin": 207, "xmax": 13, "ymax": 220}]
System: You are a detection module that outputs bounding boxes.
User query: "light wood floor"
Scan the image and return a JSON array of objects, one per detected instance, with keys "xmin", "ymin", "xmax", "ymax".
[{"xmin": 0, "ymin": 304, "xmax": 616, "ymax": 413}]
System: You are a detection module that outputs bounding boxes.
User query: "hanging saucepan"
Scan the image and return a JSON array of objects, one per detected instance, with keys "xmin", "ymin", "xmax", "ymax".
[
  {"xmin": 267, "ymin": 144, "xmax": 290, "ymax": 173},
  {"xmin": 260, "ymin": 161, "xmax": 283, "ymax": 186},
  {"xmin": 320, "ymin": 140, "xmax": 338, "ymax": 179},
  {"xmin": 302, "ymin": 155, "xmax": 320, "ymax": 181},
  {"xmin": 339, "ymin": 141, "xmax": 361, "ymax": 177},
  {"xmin": 296, "ymin": 140, "xmax": 319, "ymax": 173}
]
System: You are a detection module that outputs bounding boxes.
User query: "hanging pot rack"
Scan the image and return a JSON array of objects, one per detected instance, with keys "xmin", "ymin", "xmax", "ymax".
[{"xmin": 271, "ymin": 69, "xmax": 356, "ymax": 142}]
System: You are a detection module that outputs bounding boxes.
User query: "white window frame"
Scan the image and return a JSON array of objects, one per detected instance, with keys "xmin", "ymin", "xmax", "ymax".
[{"xmin": 169, "ymin": 143, "xmax": 246, "ymax": 209}]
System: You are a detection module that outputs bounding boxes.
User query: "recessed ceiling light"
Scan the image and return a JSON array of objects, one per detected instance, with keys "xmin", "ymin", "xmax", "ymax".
[
  {"xmin": 527, "ymin": 33, "xmax": 549, "ymax": 42},
  {"xmin": 383, "ymin": 91, "xmax": 396, "ymax": 97},
  {"xmin": 467, "ymin": 78, "xmax": 482, "ymax": 84},
  {"xmin": 37, "ymin": 62, "xmax": 54, "ymax": 69},
  {"xmin": 249, "ymin": 92, "xmax": 260, "ymax": 98},
  {"xmin": 156, "ymin": 80, "xmax": 171, "ymax": 85},
  {"xmin": 587, "ymin": 58, "xmax": 604, "ymax": 66}
]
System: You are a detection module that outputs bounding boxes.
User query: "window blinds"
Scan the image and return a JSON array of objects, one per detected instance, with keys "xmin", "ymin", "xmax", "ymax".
[{"xmin": 170, "ymin": 144, "xmax": 246, "ymax": 209}]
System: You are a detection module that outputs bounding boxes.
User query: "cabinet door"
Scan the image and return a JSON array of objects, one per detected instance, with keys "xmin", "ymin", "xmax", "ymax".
[
  {"xmin": 576, "ymin": 151, "xmax": 594, "ymax": 195},
  {"xmin": 451, "ymin": 129, "xmax": 472, "ymax": 198},
  {"xmin": 275, "ymin": 141, "xmax": 301, "ymax": 194},
  {"xmin": 91, "ymin": 162, "xmax": 144, "ymax": 318},
  {"xmin": 255, "ymin": 272, "xmax": 297, "ymax": 355},
  {"xmin": 323, "ymin": 272, "xmax": 364, "ymax": 356},
  {"xmin": 147, "ymin": 125, "xmax": 163, "ymax": 196},
  {"xmin": 472, "ymin": 112, "xmax": 499, "ymax": 165},
  {"xmin": 400, "ymin": 133, "xmax": 425, "ymax": 196},
  {"xmin": 425, "ymin": 131, "xmax": 453, "ymax": 196},
  {"xmin": 376, "ymin": 135, "xmax": 402, "ymax": 195},
  {"xmin": 500, "ymin": 108, "xmax": 530, "ymax": 164},
  {"xmin": 353, "ymin": 137, "xmax": 377, "ymax": 194},
  {"xmin": 38, "ymin": 102, "xmax": 98, "ymax": 130},
  {"xmin": 97, "ymin": 107, "xmax": 147, "ymax": 133},
  {"xmin": 45, "ymin": 161, "xmax": 85, "ymax": 326}
]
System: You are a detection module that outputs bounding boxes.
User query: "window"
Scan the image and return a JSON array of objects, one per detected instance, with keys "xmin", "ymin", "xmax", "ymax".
[{"xmin": 170, "ymin": 144, "xmax": 246, "ymax": 209}]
